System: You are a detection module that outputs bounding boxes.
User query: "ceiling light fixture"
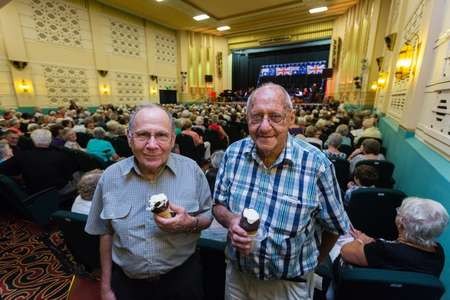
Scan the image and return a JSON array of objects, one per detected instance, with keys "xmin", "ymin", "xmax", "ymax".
[
  {"xmin": 309, "ymin": 6, "xmax": 328, "ymax": 14},
  {"xmin": 155, "ymin": 0, "xmax": 164, "ymax": 2},
  {"xmin": 217, "ymin": 26, "xmax": 230, "ymax": 31},
  {"xmin": 193, "ymin": 14, "xmax": 210, "ymax": 21}
]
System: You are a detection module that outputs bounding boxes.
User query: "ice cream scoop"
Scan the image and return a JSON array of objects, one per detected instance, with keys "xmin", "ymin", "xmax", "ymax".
[{"xmin": 239, "ymin": 208, "xmax": 260, "ymax": 236}]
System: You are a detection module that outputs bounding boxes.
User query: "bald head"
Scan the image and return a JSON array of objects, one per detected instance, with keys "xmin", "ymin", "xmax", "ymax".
[
  {"xmin": 247, "ymin": 83, "xmax": 293, "ymax": 113},
  {"xmin": 128, "ymin": 104, "xmax": 175, "ymax": 136}
]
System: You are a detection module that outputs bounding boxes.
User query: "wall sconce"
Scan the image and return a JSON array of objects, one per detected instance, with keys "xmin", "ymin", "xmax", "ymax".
[
  {"xmin": 377, "ymin": 72, "xmax": 387, "ymax": 88},
  {"xmin": 10, "ymin": 60, "xmax": 28, "ymax": 70},
  {"xmin": 395, "ymin": 43, "xmax": 414, "ymax": 79},
  {"xmin": 150, "ymin": 87, "xmax": 158, "ymax": 96},
  {"xmin": 353, "ymin": 76, "xmax": 362, "ymax": 89},
  {"xmin": 370, "ymin": 82, "xmax": 378, "ymax": 91},
  {"xmin": 180, "ymin": 71, "xmax": 187, "ymax": 79},
  {"xmin": 100, "ymin": 84, "xmax": 110, "ymax": 95},
  {"xmin": 150, "ymin": 75, "xmax": 158, "ymax": 82},
  {"xmin": 97, "ymin": 70, "xmax": 108, "ymax": 77},
  {"xmin": 16, "ymin": 79, "xmax": 32, "ymax": 93}
]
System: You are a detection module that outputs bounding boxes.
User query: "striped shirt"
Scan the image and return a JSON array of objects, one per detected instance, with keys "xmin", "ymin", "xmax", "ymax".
[
  {"xmin": 214, "ymin": 135, "xmax": 350, "ymax": 280},
  {"xmin": 85, "ymin": 154, "xmax": 212, "ymax": 279}
]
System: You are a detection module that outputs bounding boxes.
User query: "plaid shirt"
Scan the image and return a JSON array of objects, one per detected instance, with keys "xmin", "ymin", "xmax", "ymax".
[{"xmin": 214, "ymin": 135, "xmax": 350, "ymax": 280}]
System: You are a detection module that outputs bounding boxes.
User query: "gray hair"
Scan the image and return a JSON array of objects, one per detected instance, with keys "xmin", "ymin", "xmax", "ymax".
[
  {"xmin": 93, "ymin": 127, "xmax": 106, "ymax": 139},
  {"xmin": 0, "ymin": 140, "xmax": 11, "ymax": 160},
  {"xmin": 336, "ymin": 124, "xmax": 349, "ymax": 136},
  {"xmin": 326, "ymin": 133, "xmax": 343, "ymax": 148},
  {"xmin": 210, "ymin": 150, "xmax": 224, "ymax": 169},
  {"xmin": 128, "ymin": 104, "xmax": 175, "ymax": 136},
  {"xmin": 77, "ymin": 169, "xmax": 103, "ymax": 201},
  {"xmin": 30, "ymin": 129, "xmax": 52, "ymax": 147},
  {"xmin": 246, "ymin": 83, "xmax": 293, "ymax": 112},
  {"xmin": 397, "ymin": 197, "xmax": 449, "ymax": 247}
]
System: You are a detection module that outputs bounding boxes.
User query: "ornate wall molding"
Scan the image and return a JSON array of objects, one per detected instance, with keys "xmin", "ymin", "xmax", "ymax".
[{"xmin": 110, "ymin": 19, "xmax": 142, "ymax": 57}]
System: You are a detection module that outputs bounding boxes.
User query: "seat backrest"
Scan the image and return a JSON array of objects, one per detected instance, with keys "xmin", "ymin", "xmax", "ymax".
[
  {"xmin": 0, "ymin": 174, "xmax": 30, "ymax": 216},
  {"xmin": 355, "ymin": 159, "xmax": 395, "ymax": 188},
  {"xmin": 51, "ymin": 210, "xmax": 100, "ymax": 271},
  {"xmin": 338, "ymin": 144, "xmax": 353, "ymax": 157},
  {"xmin": 176, "ymin": 134, "xmax": 203, "ymax": 163},
  {"xmin": 347, "ymin": 188, "xmax": 406, "ymax": 240},
  {"xmin": 330, "ymin": 159, "xmax": 350, "ymax": 191},
  {"xmin": 335, "ymin": 265, "xmax": 445, "ymax": 300}
]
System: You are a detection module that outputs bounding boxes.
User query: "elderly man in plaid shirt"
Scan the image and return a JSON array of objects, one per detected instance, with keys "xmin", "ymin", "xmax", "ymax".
[{"xmin": 213, "ymin": 83, "xmax": 350, "ymax": 299}]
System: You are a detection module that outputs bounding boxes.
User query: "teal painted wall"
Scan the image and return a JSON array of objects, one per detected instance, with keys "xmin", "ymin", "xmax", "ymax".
[{"xmin": 379, "ymin": 117, "xmax": 450, "ymax": 297}]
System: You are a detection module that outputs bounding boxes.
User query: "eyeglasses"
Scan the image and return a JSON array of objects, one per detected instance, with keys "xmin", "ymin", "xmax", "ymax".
[
  {"xmin": 132, "ymin": 131, "xmax": 171, "ymax": 144},
  {"xmin": 249, "ymin": 113, "xmax": 286, "ymax": 125}
]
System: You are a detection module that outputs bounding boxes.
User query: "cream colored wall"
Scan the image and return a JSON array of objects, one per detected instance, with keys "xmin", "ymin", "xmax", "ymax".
[
  {"xmin": 329, "ymin": 0, "xmax": 390, "ymax": 106},
  {"xmin": 0, "ymin": 0, "xmax": 228, "ymax": 109}
]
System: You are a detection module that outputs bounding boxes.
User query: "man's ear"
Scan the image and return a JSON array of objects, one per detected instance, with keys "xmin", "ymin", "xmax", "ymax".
[{"xmin": 287, "ymin": 110, "xmax": 295, "ymax": 125}]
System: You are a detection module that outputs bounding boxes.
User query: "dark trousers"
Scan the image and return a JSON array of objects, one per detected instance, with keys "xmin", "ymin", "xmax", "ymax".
[{"xmin": 111, "ymin": 252, "xmax": 203, "ymax": 300}]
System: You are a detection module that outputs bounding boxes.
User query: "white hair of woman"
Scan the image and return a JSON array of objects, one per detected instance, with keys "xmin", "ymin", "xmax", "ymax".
[
  {"xmin": 397, "ymin": 197, "xmax": 449, "ymax": 247},
  {"xmin": 326, "ymin": 133, "xmax": 343, "ymax": 148},
  {"xmin": 93, "ymin": 127, "xmax": 107, "ymax": 139},
  {"xmin": 30, "ymin": 128, "xmax": 52, "ymax": 147}
]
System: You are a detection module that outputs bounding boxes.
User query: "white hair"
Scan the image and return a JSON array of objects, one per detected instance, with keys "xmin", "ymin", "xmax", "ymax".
[
  {"xmin": 30, "ymin": 129, "xmax": 52, "ymax": 147},
  {"xmin": 326, "ymin": 133, "xmax": 343, "ymax": 147},
  {"xmin": 210, "ymin": 150, "xmax": 224, "ymax": 169},
  {"xmin": 397, "ymin": 197, "xmax": 449, "ymax": 247},
  {"xmin": 92, "ymin": 127, "xmax": 106, "ymax": 139},
  {"xmin": 246, "ymin": 83, "xmax": 293, "ymax": 113}
]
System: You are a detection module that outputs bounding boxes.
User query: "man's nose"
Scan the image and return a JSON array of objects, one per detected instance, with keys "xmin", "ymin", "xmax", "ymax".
[{"xmin": 145, "ymin": 136, "xmax": 159, "ymax": 147}]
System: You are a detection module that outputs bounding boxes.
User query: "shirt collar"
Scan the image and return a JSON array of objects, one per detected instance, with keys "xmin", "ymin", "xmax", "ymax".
[
  {"xmin": 120, "ymin": 154, "xmax": 177, "ymax": 177},
  {"xmin": 243, "ymin": 135, "xmax": 295, "ymax": 167}
]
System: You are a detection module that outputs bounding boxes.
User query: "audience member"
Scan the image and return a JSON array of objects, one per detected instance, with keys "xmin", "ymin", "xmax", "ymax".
[
  {"xmin": 0, "ymin": 140, "xmax": 13, "ymax": 163},
  {"xmin": 86, "ymin": 127, "xmax": 119, "ymax": 163},
  {"xmin": 323, "ymin": 133, "xmax": 347, "ymax": 160},
  {"xmin": 304, "ymin": 125, "xmax": 323, "ymax": 149},
  {"xmin": 334, "ymin": 124, "xmax": 352, "ymax": 146},
  {"xmin": 348, "ymin": 138, "xmax": 385, "ymax": 173},
  {"xmin": 205, "ymin": 150, "xmax": 224, "ymax": 194},
  {"xmin": 344, "ymin": 165, "xmax": 378, "ymax": 206},
  {"xmin": 341, "ymin": 197, "xmax": 448, "ymax": 277},
  {"xmin": 71, "ymin": 169, "xmax": 103, "ymax": 215},
  {"xmin": 63, "ymin": 128, "xmax": 84, "ymax": 151}
]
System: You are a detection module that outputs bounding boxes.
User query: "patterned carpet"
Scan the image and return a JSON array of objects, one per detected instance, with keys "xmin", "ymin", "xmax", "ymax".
[{"xmin": 0, "ymin": 216, "xmax": 73, "ymax": 300}]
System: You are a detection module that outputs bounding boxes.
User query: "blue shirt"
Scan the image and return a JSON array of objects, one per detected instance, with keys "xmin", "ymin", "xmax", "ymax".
[
  {"xmin": 86, "ymin": 138, "xmax": 117, "ymax": 162},
  {"xmin": 214, "ymin": 135, "xmax": 350, "ymax": 280}
]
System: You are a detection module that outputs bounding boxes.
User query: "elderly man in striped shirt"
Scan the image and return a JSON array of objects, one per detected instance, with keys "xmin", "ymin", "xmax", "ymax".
[
  {"xmin": 213, "ymin": 83, "xmax": 350, "ymax": 299},
  {"xmin": 86, "ymin": 104, "xmax": 212, "ymax": 300}
]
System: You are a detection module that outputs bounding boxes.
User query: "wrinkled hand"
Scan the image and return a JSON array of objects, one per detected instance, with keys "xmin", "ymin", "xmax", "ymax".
[
  {"xmin": 154, "ymin": 203, "xmax": 195, "ymax": 233},
  {"xmin": 228, "ymin": 215, "xmax": 252, "ymax": 256},
  {"xmin": 347, "ymin": 181, "xmax": 355, "ymax": 189},
  {"xmin": 350, "ymin": 228, "xmax": 374, "ymax": 244}
]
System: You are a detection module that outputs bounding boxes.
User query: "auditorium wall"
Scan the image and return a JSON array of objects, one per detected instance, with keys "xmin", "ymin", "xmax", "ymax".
[{"xmin": 0, "ymin": 0, "xmax": 229, "ymax": 109}]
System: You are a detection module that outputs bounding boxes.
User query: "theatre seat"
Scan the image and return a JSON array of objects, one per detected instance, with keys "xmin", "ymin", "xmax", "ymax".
[
  {"xmin": 347, "ymin": 188, "xmax": 406, "ymax": 240},
  {"xmin": 330, "ymin": 158, "xmax": 350, "ymax": 192},
  {"xmin": 0, "ymin": 175, "xmax": 61, "ymax": 225},
  {"xmin": 334, "ymin": 262, "xmax": 445, "ymax": 300},
  {"xmin": 51, "ymin": 210, "xmax": 100, "ymax": 272},
  {"xmin": 338, "ymin": 144, "xmax": 353, "ymax": 157}
]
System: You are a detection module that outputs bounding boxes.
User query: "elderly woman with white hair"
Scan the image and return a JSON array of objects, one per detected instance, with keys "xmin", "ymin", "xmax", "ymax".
[
  {"xmin": 341, "ymin": 197, "xmax": 448, "ymax": 276},
  {"xmin": 86, "ymin": 127, "xmax": 119, "ymax": 163}
]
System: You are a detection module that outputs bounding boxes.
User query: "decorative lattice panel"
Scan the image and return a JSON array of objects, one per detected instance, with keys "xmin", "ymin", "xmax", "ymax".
[
  {"xmin": 155, "ymin": 33, "xmax": 176, "ymax": 64},
  {"xmin": 429, "ymin": 93, "xmax": 450, "ymax": 137},
  {"xmin": 110, "ymin": 20, "xmax": 142, "ymax": 57},
  {"xmin": 389, "ymin": 93, "xmax": 407, "ymax": 113},
  {"xmin": 158, "ymin": 77, "xmax": 177, "ymax": 90},
  {"xmin": 31, "ymin": 0, "xmax": 82, "ymax": 47},
  {"xmin": 43, "ymin": 64, "xmax": 89, "ymax": 104},
  {"xmin": 115, "ymin": 72, "xmax": 144, "ymax": 102}
]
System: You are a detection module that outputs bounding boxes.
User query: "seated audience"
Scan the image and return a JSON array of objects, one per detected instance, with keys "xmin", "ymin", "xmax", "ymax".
[
  {"xmin": 71, "ymin": 169, "xmax": 103, "ymax": 215},
  {"xmin": 344, "ymin": 165, "xmax": 378, "ymax": 206},
  {"xmin": 348, "ymin": 138, "xmax": 385, "ymax": 173},
  {"xmin": 205, "ymin": 150, "xmax": 224, "ymax": 194},
  {"xmin": 304, "ymin": 125, "xmax": 323, "ymax": 149},
  {"xmin": 0, "ymin": 129, "xmax": 78, "ymax": 194},
  {"xmin": 0, "ymin": 140, "xmax": 13, "ymax": 163},
  {"xmin": 323, "ymin": 133, "xmax": 347, "ymax": 160},
  {"xmin": 335, "ymin": 124, "xmax": 352, "ymax": 146},
  {"xmin": 62, "ymin": 128, "xmax": 84, "ymax": 151},
  {"xmin": 86, "ymin": 127, "xmax": 119, "ymax": 162},
  {"xmin": 3, "ymin": 130, "xmax": 20, "ymax": 155},
  {"xmin": 50, "ymin": 124, "xmax": 65, "ymax": 148},
  {"xmin": 355, "ymin": 117, "xmax": 382, "ymax": 144},
  {"xmin": 341, "ymin": 197, "xmax": 448, "ymax": 277}
]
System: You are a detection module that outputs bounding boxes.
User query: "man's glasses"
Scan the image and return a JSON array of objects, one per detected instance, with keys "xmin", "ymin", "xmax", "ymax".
[
  {"xmin": 249, "ymin": 113, "xmax": 286, "ymax": 125},
  {"xmin": 132, "ymin": 131, "xmax": 171, "ymax": 143}
]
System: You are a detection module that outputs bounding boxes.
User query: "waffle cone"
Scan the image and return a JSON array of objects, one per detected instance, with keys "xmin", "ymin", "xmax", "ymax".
[{"xmin": 157, "ymin": 209, "xmax": 173, "ymax": 219}]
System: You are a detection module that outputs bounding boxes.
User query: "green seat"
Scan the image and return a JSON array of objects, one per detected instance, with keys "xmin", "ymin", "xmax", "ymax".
[
  {"xmin": 0, "ymin": 175, "xmax": 61, "ymax": 225},
  {"xmin": 51, "ymin": 210, "xmax": 100, "ymax": 272},
  {"xmin": 334, "ymin": 262, "xmax": 445, "ymax": 300}
]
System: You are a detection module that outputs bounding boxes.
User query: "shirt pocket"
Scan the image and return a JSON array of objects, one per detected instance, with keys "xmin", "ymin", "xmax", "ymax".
[
  {"xmin": 100, "ymin": 198, "xmax": 132, "ymax": 245},
  {"xmin": 267, "ymin": 195, "xmax": 317, "ymax": 257}
]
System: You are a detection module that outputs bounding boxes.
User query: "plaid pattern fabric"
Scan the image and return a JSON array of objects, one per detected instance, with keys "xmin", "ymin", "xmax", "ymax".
[{"xmin": 214, "ymin": 135, "xmax": 350, "ymax": 280}]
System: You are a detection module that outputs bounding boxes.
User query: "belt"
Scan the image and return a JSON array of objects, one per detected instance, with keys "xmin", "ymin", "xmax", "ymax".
[{"xmin": 285, "ymin": 276, "xmax": 307, "ymax": 283}]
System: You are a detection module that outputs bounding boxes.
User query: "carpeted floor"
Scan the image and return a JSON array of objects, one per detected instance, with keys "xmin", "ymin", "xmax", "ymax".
[{"xmin": 0, "ymin": 215, "xmax": 74, "ymax": 300}]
